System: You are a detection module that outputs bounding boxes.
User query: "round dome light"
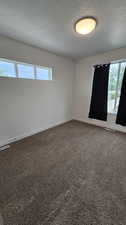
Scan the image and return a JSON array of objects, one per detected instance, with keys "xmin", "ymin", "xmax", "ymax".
[{"xmin": 75, "ymin": 17, "xmax": 97, "ymax": 35}]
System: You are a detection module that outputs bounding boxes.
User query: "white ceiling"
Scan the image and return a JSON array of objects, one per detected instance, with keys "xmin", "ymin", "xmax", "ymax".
[{"xmin": 0, "ymin": 0, "xmax": 126, "ymax": 59}]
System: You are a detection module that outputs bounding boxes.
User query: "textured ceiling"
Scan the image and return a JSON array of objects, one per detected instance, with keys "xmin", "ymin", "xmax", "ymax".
[{"xmin": 0, "ymin": 0, "xmax": 126, "ymax": 59}]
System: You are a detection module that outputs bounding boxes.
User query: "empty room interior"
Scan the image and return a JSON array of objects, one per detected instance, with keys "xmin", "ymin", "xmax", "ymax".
[{"xmin": 1, "ymin": 0, "xmax": 126, "ymax": 224}]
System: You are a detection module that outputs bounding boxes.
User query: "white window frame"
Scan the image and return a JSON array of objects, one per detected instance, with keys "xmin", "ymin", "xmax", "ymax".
[
  {"xmin": 108, "ymin": 61, "xmax": 125, "ymax": 115},
  {"xmin": 0, "ymin": 58, "xmax": 53, "ymax": 81},
  {"xmin": 0, "ymin": 58, "xmax": 17, "ymax": 78},
  {"xmin": 112, "ymin": 62, "xmax": 121, "ymax": 113},
  {"xmin": 16, "ymin": 62, "xmax": 35, "ymax": 79},
  {"xmin": 35, "ymin": 65, "xmax": 52, "ymax": 80}
]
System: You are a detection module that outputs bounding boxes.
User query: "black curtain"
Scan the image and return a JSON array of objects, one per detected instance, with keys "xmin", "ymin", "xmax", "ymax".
[
  {"xmin": 116, "ymin": 68, "xmax": 126, "ymax": 126},
  {"xmin": 89, "ymin": 64, "xmax": 110, "ymax": 121}
]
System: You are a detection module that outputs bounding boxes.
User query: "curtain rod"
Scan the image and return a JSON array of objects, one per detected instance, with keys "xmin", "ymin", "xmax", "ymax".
[{"xmin": 93, "ymin": 59, "xmax": 126, "ymax": 67}]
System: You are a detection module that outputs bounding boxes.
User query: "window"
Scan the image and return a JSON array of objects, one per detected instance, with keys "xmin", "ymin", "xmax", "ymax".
[
  {"xmin": 0, "ymin": 60, "xmax": 16, "ymax": 77},
  {"xmin": 36, "ymin": 67, "xmax": 52, "ymax": 80},
  {"xmin": 108, "ymin": 61, "xmax": 126, "ymax": 114},
  {"xmin": 17, "ymin": 64, "xmax": 34, "ymax": 79},
  {"xmin": 0, "ymin": 58, "xmax": 52, "ymax": 81}
]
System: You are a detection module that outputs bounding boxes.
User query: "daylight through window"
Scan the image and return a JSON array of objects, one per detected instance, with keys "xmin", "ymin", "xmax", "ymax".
[
  {"xmin": 0, "ymin": 58, "xmax": 52, "ymax": 80},
  {"xmin": 108, "ymin": 61, "xmax": 126, "ymax": 114}
]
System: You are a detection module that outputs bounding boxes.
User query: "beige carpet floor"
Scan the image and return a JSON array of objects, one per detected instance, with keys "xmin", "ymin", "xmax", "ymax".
[{"xmin": 0, "ymin": 120, "xmax": 126, "ymax": 225}]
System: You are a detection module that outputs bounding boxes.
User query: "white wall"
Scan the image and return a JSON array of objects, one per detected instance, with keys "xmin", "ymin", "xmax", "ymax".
[
  {"xmin": 0, "ymin": 36, "xmax": 75, "ymax": 146},
  {"xmin": 1, "ymin": 36, "xmax": 126, "ymax": 147},
  {"xmin": 73, "ymin": 47, "xmax": 126, "ymax": 133}
]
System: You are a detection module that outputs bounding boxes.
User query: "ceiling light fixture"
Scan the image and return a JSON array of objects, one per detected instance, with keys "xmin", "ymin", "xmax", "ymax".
[{"xmin": 75, "ymin": 17, "xmax": 97, "ymax": 35}]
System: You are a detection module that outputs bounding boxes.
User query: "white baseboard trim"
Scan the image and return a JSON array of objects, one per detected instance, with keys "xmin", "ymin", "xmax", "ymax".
[
  {"xmin": 0, "ymin": 119, "xmax": 71, "ymax": 148},
  {"xmin": 73, "ymin": 117, "xmax": 126, "ymax": 134}
]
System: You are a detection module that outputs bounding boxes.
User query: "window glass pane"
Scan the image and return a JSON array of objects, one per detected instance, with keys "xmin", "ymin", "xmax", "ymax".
[
  {"xmin": 17, "ymin": 64, "xmax": 34, "ymax": 79},
  {"xmin": 108, "ymin": 62, "xmax": 126, "ymax": 114},
  {"xmin": 118, "ymin": 62, "xmax": 126, "ymax": 92},
  {"xmin": 0, "ymin": 60, "xmax": 16, "ymax": 77},
  {"xmin": 108, "ymin": 63, "xmax": 119, "ymax": 113},
  {"xmin": 116, "ymin": 62, "xmax": 126, "ymax": 112},
  {"xmin": 36, "ymin": 67, "xmax": 51, "ymax": 80}
]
